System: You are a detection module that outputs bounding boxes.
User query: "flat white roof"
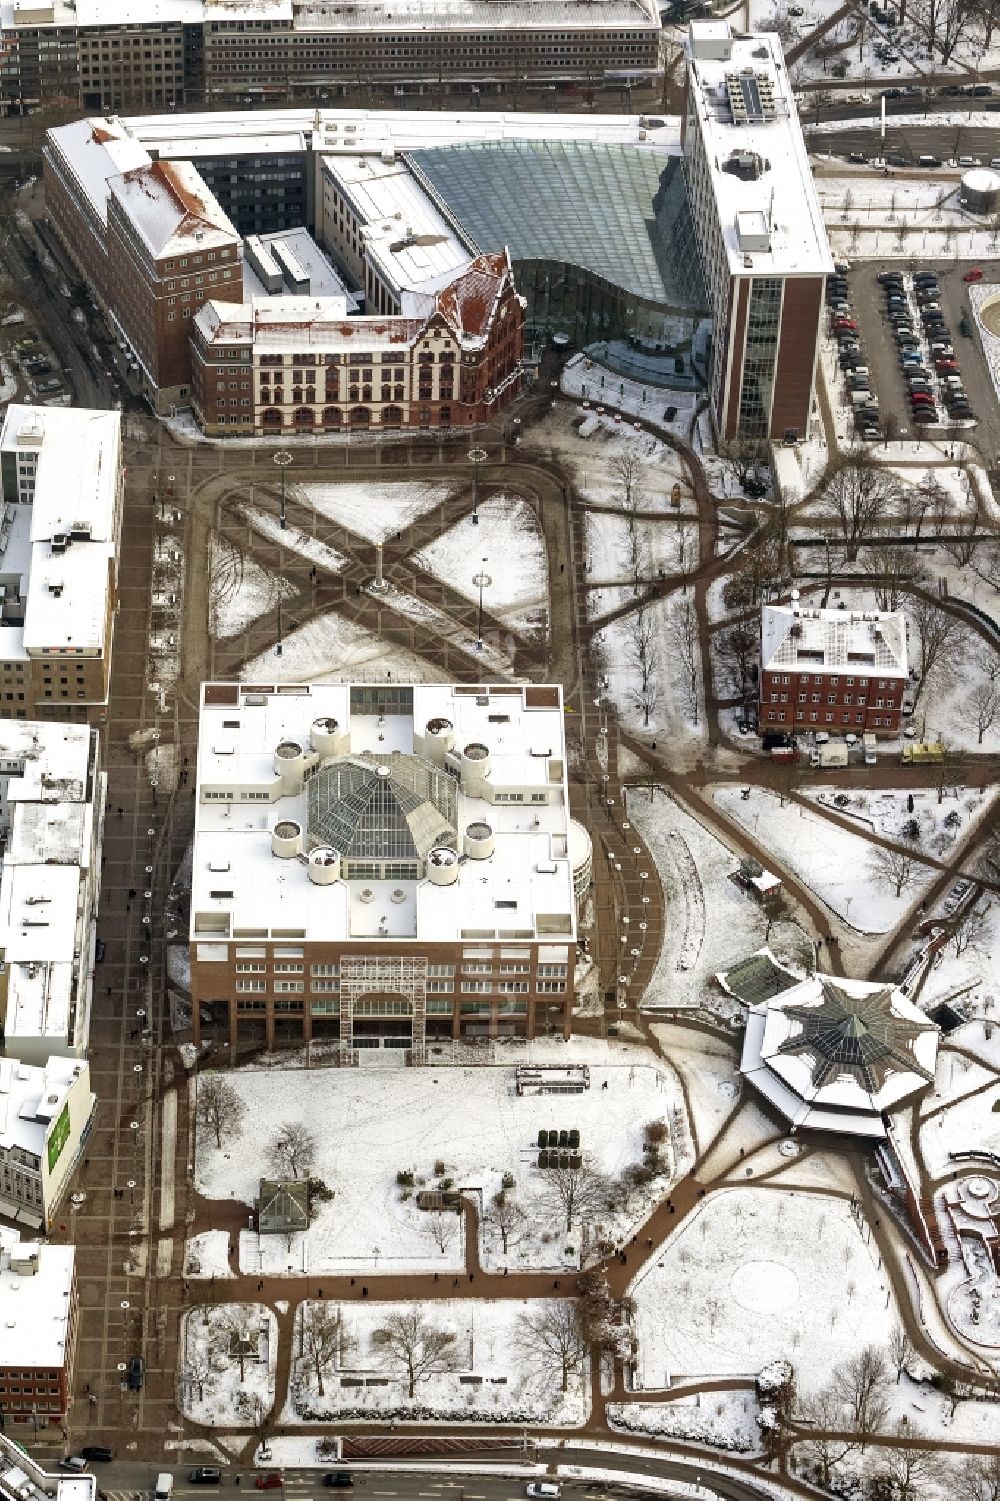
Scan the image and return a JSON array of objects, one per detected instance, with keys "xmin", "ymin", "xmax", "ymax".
[
  {"xmin": 106, "ymin": 106, "xmax": 679, "ymax": 162},
  {"xmin": 0, "ymin": 1055, "xmax": 91, "ymax": 1162},
  {"xmin": 761, "ymin": 603, "xmax": 908, "ymax": 678},
  {"xmin": 0, "ymin": 1436, "xmax": 97, "ymax": 1501},
  {"xmin": 0, "ymin": 721, "xmax": 97, "ymax": 1051},
  {"xmin": 292, "ymin": 0, "xmax": 657, "ymax": 30},
  {"xmin": 192, "ymin": 683, "xmax": 575, "ymax": 946},
  {"xmin": 194, "ymin": 298, "xmax": 422, "ymax": 353},
  {"xmin": 683, "ymin": 23, "xmax": 833, "ymax": 278},
  {"xmin": 0, "ymin": 1228, "xmax": 75, "ymax": 1369},
  {"xmin": 0, "ymin": 405, "xmax": 121, "ymax": 658},
  {"xmin": 242, "ymin": 227, "xmax": 360, "ymax": 305},
  {"xmin": 324, "ymin": 153, "xmax": 473, "ymax": 297}
]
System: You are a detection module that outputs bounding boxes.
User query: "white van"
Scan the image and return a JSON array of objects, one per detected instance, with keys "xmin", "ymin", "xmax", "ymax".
[
  {"xmin": 526, "ymin": 1487, "xmax": 561, "ymax": 1499},
  {"xmin": 155, "ymin": 1477, "xmax": 174, "ymax": 1501}
]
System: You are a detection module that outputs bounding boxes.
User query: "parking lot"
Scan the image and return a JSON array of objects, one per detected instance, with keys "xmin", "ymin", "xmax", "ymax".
[{"xmin": 845, "ymin": 259, "xmax": 999, "ymax": 441}]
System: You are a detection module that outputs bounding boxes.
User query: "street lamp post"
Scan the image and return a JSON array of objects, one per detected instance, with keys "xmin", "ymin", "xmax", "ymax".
[
  {"xmin": 468, "ymin": 445, "xmax": 488, "ymax": 525},
  {"xmin": 473, "ymin": 559, "xmax": 491, "ymax": 652},
  {"xmin": 273, "ymin": 449, "xmax": 292, "ymax": 530}
]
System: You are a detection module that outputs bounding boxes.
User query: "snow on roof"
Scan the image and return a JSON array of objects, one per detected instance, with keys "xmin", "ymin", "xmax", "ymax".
[
  {"xmin": 325, "ymin": 153, "xmax": 474, "ymax": 298},
  {"xmin": 43, "ymin": 117, "xmax": 151, "ymax": 226},
  {"xmin": 59, "ymin": 106, "xmax": 678, "ymax": 169},
  {"xmin": 761, "ymin": 603, "xmax": 907, "ymax": 678},
  {"xmin": 0, "ymin": 1055, "xmax": 91, "ymax": 1164},
  {"xmin": 741, "ymin": 973, "xmax": 939, "ymax": 1137},
  {"xmin": 0, "ymin": 405, "xmax": 122, "ymax": 658},
  {"xmin": 292, "ymin": 0, "xmax": 656, "ymax": 30},
  {"xmin": 108, "ymin": 159, "xmax": 238, "ymax": 259},
  {"xmin": 683, "ymin": 23, "xmax": 833, "ymax": 279},
  {"xmin": 0, "ymin": 721, "xmax": 97, "ymax": 1054},
  {"xmin": 242, "ymin": 227, "xmax": 360, "ymax": 306},
  {"xmin": 74, "ymin": 0, "xmax": 204, "ymax": 21},
  {"xmin": 0, "ymin": 1226, "xmax": 75, "ymax": 1370},
  {"xmin": 191, "ymin": 682, "xmax": 575, "ymax": 946}
]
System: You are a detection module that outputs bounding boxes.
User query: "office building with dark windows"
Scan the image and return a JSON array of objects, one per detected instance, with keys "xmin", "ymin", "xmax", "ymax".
[{"xmin": 682, "ymin": 20, "xmax": 832, "ymax": 441}]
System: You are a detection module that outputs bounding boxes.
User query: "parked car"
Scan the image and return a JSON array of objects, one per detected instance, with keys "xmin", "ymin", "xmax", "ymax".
[
  {"xmin": 878, "ymin": 271, "xmax": 904, "ymax": 284},
  {"xmin": 80, "ymin": 1449, "xmax": 113, "ymax": 1464},
  {"xmin": 914, "ymin": 271, "xmax": 939, "ymax": 283},
  {"xmin": 22, "ymin": 356, "xmax": 51, "ymax": 372},
  {"xmin": 36, "ymin": 377, "xmax": 65, "ymax": 393},
  {"xmin": 59, "ymin": 1460, "xmax": 88, "ymax": 1474},
  {"xmin": 255, "ymin": 1478, "xmax": 284, "ymax": 1492},
  {"xmin": 912, "ymin": 408, "xmax": 938, "ymax": 423},
  {"xmin": 189, "ymin": 1470, "xmax": 222, "ymax": 1485},
  {"xmin": 126, "ymin": 1354, "xmax": 144, "ymax": 1391},
  {"xmin": 743, "ymin": 475, "xmax": 767, "ymax": 498},
  {"xmin": 322, "ymin": 1477, "xmax": 355, "ymax": 1489},
  {"xmin": 833, "ymin": 317, "xmax": 857, "ymax": 331},
  {"xmin": 963, "ymin": 266, "xmax": 984, "ymax": 282}
]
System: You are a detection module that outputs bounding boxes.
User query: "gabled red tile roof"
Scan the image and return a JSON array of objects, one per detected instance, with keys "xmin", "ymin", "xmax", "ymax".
[{"xmin": 435, "ymin": 249, "xmax": 511, "ymax": 341}]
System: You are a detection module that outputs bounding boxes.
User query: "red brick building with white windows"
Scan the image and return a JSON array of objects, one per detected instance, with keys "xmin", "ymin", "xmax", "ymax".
[
  {"xmin": 759, "ymin": 603, "xmax": 908, "ymax": 737},
  {"xmin": 190, "ymin": 250, "xmax": 524, "ymax": 437},
  {"xmin": 0, "ymin": 1231, "xmax": 78, "ymax": 1427}
]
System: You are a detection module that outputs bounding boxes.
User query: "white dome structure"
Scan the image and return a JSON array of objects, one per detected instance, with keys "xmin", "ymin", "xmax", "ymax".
[{"xmin": 740, "ymin": 973, "xmax": 939, "ymax": 1139}]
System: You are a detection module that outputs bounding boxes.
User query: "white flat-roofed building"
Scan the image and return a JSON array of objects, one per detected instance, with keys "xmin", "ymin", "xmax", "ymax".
[
  {"xmin": 0, "ymin": 1240, "xmax": 80, "ymax": 1428},
  {"xmin": 682, "ymin": 20, "xmax": 833, "ymax": 441},
  {"xmin": 0, "ymin": 720, "xmax": 104, "ymax": 1064},
  {"xmin": 242, "ymin": 227, "xmax": 361, "ymax": 306},
  {"xmin": 190, "ymin": 681, "xmax": 577, "ymax": 1058},
  {"xmin": 0, "ymin": 405, "xmax": 122, "ymax": 725},
  {"xmin": 0, "ymin": 1055, "xmax": 95, "ymax": 1231},
  {"xmin": 317, "ymin": 153, "xmax": 476, "ymax": 315}
]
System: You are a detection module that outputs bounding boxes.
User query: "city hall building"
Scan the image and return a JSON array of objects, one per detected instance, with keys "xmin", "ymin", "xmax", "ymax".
[{"xmin": 190, "ymin": 682, "xmax": 591, "ymax": 1059}]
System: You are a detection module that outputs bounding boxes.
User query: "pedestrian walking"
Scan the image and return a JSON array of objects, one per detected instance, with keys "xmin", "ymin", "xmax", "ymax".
[
  {"xmin": 117, "ymin": 807, "xmax": 123, "ymax": 818},
  {"xmin": 468, "ymin": 1271, "xmax": 474, "ymax": 1283},
  {"xmin": 318, "ymin": 1287, "xmax": 324, "ymax": 1298},
  {"xmin": 362, "ymin": 1285, "xmax": 368, "ymax": 1298},
  {"xmin": 503, "ymin": 1267, "xmax": 508, "ymax": 1277},
  {"xmin": 434, "ymin": 1272, "xmax": 439, "ymax": 1282},
  {"xmin": 350, "ymin": 1277, "xmax": 355, "ymax": 1286},
  {"xmin": 552, "ymin": 1279, "xmax": 560, "ymax": 1289}
]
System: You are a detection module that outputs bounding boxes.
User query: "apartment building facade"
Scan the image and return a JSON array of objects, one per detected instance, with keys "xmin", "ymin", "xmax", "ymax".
[
  {"xmin": 0, "ymin": 405, "xmax": 122, "ymax": 725},
  {"xmin": 759, "ymin": 603, "xmax": 908, "ymax": 737},
  {"xmin": 0, "ymin": 1231, "xmax": 79, "ymax": 1425},
  {"xmin": 0, "ymin": 1057, "xmax": 96, "ymax": 1230},
  {"xmin": 190, "ymin": 250, "xmax": 524, "ymax": 435},
  {"xmin": 190, "ymin": 682, "xmax": 584, "ymax": 1058},
  {"xmin": 1, "ymin": 0, "xmax": 659, "ymax": 113},
  {"xmin": 682, "ymin": 21, "xmax": 832, "ymax": 441}
]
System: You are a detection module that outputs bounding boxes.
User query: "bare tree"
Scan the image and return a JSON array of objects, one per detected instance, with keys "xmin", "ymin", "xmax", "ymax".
[
  {"xmin": 613, "ymin": 450, "xmax": 646, "ymax": 515},
  {"xmin": 716, "ymin": 620, "xmax": 758, "ymax": 702},
  {"xmin": 863, "ymin": 545, "xmax": 920, "ymax": 613},
  {"xmin": 910, "ymin": 600, "xmax": 968, "ymax": 710},
  {"xmin": 186, "ymin": 1345, "xmax": 222, "ymax": 1403},
  {"xmin": 428, "ymin": 1208, "xmax": 459, "ymax": 1255},
  {"xmin": 956, "ymin": 1451, "xmax": 1000, "ymax": 1501},
  {"xmin": 830, "ymin": 1344, "xmax": 891, "ymax": 1447},
  {"xmin": 820, "ymin": 453, "xmax": 899, "ymax": 561},
  {"xmin": 669, "ymin": 596, "xmax": 700, "ymax": 724},
  {"xmin": 218, "ymin": 1306, "xmax": 259, "ymax": 1382},
  {"xmin": 266, "ymin": 1121, "xmax": 318, "ymax": 1180},
  {"xmin": 196, "ymin": 1076, "xmax": 246, "ymax": 1151},
  {"xmin": 485, "ymin": 1190, "xmax": 525, "ymax": 1257},
  {"xmin": 943, "ymin": 495, "xmax": 984, "ymax": 568},
  {"xmin": 624, "ymin": 603, "xmax": 661, "ymax": 728},
  {"xmin": 516, "ymin": 1300, "xmax": 589, "ymax": 1391},
  {"xmin": 542, "ymin": 1162, "xmax": 608, "ymax": 1233},
  {"xmin": 950, "ymin": 900, "xmax": 992, "ymax": 958},
  {"xmin": 235, "ymin": 1389, "xmax": 271, "ymax": 1455},
  {"xmin": 961, "ymin": 681, "xmax": 1000, "ymax": 745},
  {"xmin": 868, "ymin": 846, "xmax": 920, "ymax": 899},
  {"xmin": 793, "ymin": 1388, "xmax": 857, "ymax": 1486},
  {"xmin": 887, "ymin": 1325, "xmax": 912, "ymax": 1383},
  {"xmin": 864, "ymin": 1433, "xmax": 943, "ymax": 1500},
  {"xmin": 933, "ymin": 739, "xmax": 966, "ymax": 805},
  {"xmin": 374, "ymin": 1308, "xmax": 458, "ymax": 1397},
  {"xmin": 723, "ymin": 435, "xmax": 768, "ymax": 485},
  {"xmin": 298, "ymin": 1302, "xmax": 341, "ymax": 1398}
]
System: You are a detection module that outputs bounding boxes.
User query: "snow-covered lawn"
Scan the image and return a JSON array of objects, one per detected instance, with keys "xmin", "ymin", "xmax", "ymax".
[
  {"xmin": 594, "ymin": 590, "xmax": 706, "ymax": 741},
  {"xmin": 584, "ymin": 511, "xmax": 698, "ymax": 590},
  {"xmin": 237, "ymin": 504, "xmax": 347, "ymax": 576},
  {"xmin": 178, "ymin": 1303, "xmax": 277, "ymax": 1426},
  {"xmin": 411, "ymin": 492, "xmax": 548, "ymax": 624},
  {"xmin": 608, "ymin": 1391, "xmax": 762, "ymax": 1453},
  {"xmin": 628, "ymin": 792, "xmax": 815, "ymax": 1013},
  {"xmin": 362, "ymin": 581, "xmax": 515, "ymax": 677},
  {"xmin": 804, "ymin": 786, "xmax": 992, "ymax": 861},
  {"xmin": 713, "ymin": 786, "xmax": 936, "ymax": 934},
  {"xmin": 918, "ymin": 1057, "xmax": 1000, "ymax": 1177},
  {"xmin": 194, "ymin": 1053, "xmax": 682, "ymax": 1275},
  {"xmin": 209, "ymin": 533, "xmax": 298, "ymax": 640},
  {"xmin": 184, "ymin": 1230, "xmax": 235, "ymax": 1279},
  {"xmin": 631, "ymin": 1188, "xmax": 896, "ymax": 1396},
  {"xmin": 296, "ymin": 481, "xmax": 457, "ymax": 544},
  {"xmin": 648, "ymin": 1023, "xmax": 742, "ymax": 1156},
  {"xmin": 239, "ymin": 610, "xmax": 449, "ymax": 684},
  {"xmin": 285, "ymin": 1298, "xmax": 589, "ymax": 1426}
]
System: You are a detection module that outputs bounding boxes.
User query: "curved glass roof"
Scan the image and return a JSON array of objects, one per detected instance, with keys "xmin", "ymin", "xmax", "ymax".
[
  {"xmin": 306, "ymin": 754, "xmax": 456, "ymax": 862},
  {"xmin": 776, "ymin": 978, "xmax": 936, "ymax": 1095},
  {"xmin": 408, "ymin": 141, "xmax": 706, "ymax": 309}
]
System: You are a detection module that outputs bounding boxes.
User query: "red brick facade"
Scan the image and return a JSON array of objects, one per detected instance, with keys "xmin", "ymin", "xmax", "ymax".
[
  {"xmin": 759, "ymin": 667, "xmax": 904, "ymax": 736},
  {"xmin": 0, "ymin": 1262, "xmax": 78, "ymax": 1425}
]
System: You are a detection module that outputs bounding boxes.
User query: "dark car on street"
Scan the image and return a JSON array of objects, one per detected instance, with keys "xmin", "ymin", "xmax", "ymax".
[
  {"xmin": 80, "ymin": 1449, "xmax": 113, "ymax": 1464},
  {"xmin": 190, "ymin": 1470, "xmax": 222, "ymax": 1485},
  {"xmin": 126, "ymin": 1355, "xmax": 144, "ymax": 1391},
  {"xmin": 322, "ymin": 1476, "xmax": 355, "ymax": 1488}
]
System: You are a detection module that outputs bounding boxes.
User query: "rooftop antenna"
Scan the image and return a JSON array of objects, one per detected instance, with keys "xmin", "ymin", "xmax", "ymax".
[{"xmin": 768, "ymin": 185, "xmax": 775, "ymax": 228}]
